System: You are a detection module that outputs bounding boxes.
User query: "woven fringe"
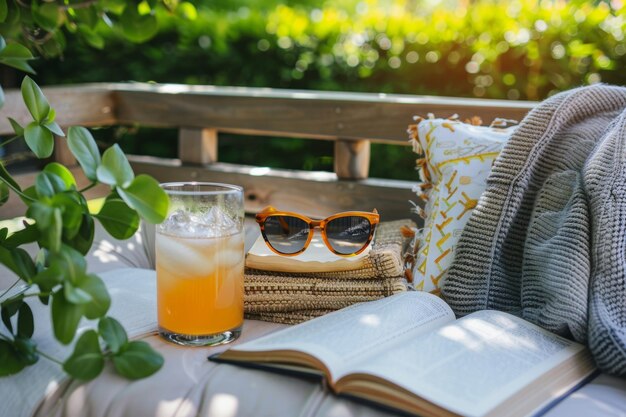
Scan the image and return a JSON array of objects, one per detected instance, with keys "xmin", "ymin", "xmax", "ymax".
[
  {"xmin": 246, "ymin": 310, "xmax": 336, "ymax": 325},
  {"xmin": 246, "ymin": 292, "xmax": 405, "ymax": 314},
  {"xmin": 245, "ymin": 277, "xmax": 407, "ymax": 311}
]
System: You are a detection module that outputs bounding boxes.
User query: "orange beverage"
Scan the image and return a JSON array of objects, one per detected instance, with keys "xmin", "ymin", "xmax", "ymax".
[
  {"xmin": 157, "ymin": 182, "xmax": 245, "ymax": 346},
  {"xmin": 156, "ymin": 231, "xmax": 244, "ymax": 337}
]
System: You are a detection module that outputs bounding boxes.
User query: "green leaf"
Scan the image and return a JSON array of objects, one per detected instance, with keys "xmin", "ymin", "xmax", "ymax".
[
  {"xmin": 120, "ymin": 5, "xmax": 158, "ymax": 43},
  {"xmin": 95, "ymin": 198, "xmax": 140, "ymax": 239},
  {"xmin": 35, "ymin": 171, "xmax": 67, "ymax": 198},
  {"xmin": 64, "ymin": 281, "xmax": 93, "ymax": 304},
  {"xmin": 48, "ymin": 208, "xmax": 62, "ymax": 253},
  {"xmin": 78, "ymin": 25, "xmax": 105, "ymax": 49},
  {"xmin": 0, "ymin": 36, "xmax": 5, "ymax": 52},
  {"xmin": 34, "ymin": 247, "xmax": 46, "ymax": 270},
  {"xmin": 13, "ymin": 337, "xmax": 38, "ymax": 365},
  {"xmin": 51, "ymin": 193, "xmax": 83, "ymax": 239},
  {"xmin": 79, "ymin": 274, "xmax": 110, "ymax": 319},
  {"xmin": 55, "ymin": 245, "xmax": 87, "ymax": 283},
  {"xmin": 162, "ymin": 0, "xmax": 179, "ymax": 12},
  {"xmin": 8, "ymin": 118, "xmax": 24, "ymax": 136},
  {"xmin": 24, "ymin": 122, "xmax": 54, "ymax": 158},
  {"xmin": 43, "ymin": 163, "xmax": 76, "ymax": 189},
  {"xmin": 0, "ymin": 246, "xmax": 36, "ymax": 282},
  {"xmin": 21, "ymin": 76, "xmax": 51, "ymax": 122},
  {"xmin": 4, "ymin": 223, "xmax": 40, "ymax": 248},
  {"xmin": 0, "ymin": 44, "xmax": 35, "ymax": 74},
  {"xmin": 0, "ymin": 0, "xmax": 7, "ymax": 23},
  {"xmin": 0, "ymin": 42, "xmax": 31, "ymax": 59},
  {"xmin": 2, "ymin": 3, "xmax": 18, "ymax": 25},
  {"xmin": 98, "ymin": 317, "xmax": 127, "ymax": 354},
  {"xmin": 96, "ymin": 144, "xmax": 134, "ymax": 187},
  {"xmin": 177, "ymin": 2, "xmax": 197, "ymax": 20},
  {"xmin": 73, "ymin": 6, "xmax": 98, "ymax": 28},
  {"xmin": 44, "ymin": 121, "xmax": 64, "ymax": 137},
  {"xmin": 10, "ymin": 248, "xmax": 36, "ymax": 282},
  {"xmin": 63, "ymin": 330, "xmax": 104, "ymax": 380},
  {"xmin": 27, "ymin": 201, "xmax": 53, "ymax": 229},
  {"xmin": 28, "ymin": 203, "xmax": 62, "ymax": 252},
  {"xmin": 64, "ymin": 214, "xmax": 94, "ymax": 256},
  {"xmin": 21, "ymin": 185, "xmax": 37, "ymax": 203},
  {"xmin": 40, "ymin": 30, "xmax": 66, "ymax": 59},
  {"xmin": 1, "ymin": 294, "xmax": 22, "ymax": 334},
  {"xmin": 33, "ymin": 263, "xmax": 62, "ymax": 293},
  {"xmin": 17, "ymin": 303, "xmax": 33, "ymax": 338},
  {"xmin": 67, "ymin": 127, "xmax": 101, "ymax": 181},
  {"xmin": 138, "ymin": 0, "xmax": 153, "ymax": 14},
  {"xmin": 0, "ymin": 182, "xmax": 8, "ymax": 207},
  {"xmin": 117, "ymin": 175, "xmax": 169, "ymax": 224},
  {"xmin": 45, "ymin": 107, "xmax": 56, "ymax": 123},
  {"xmin": 51, "ymin": 290, "xmax": 84, "ymax": 344},
  {"xmin": 32, "ymin": 2, "xmax": 62, "ymax": 32},
  {"xmin": 100, "ymin": 0, "xmax": 126, "ymax": 14},
  {"xmin": 112, "ymin": 341, "xmax": 163, "ymax": 379},
  {"xmin": 0, "ymin": 340, "xmax": 26, "ymax": 376}
]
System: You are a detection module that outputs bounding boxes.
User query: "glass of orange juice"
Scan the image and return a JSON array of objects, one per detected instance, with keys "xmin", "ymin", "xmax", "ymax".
[{"xmin": 156, "ymin": 182, "xmax": 244, "ymax": 346}]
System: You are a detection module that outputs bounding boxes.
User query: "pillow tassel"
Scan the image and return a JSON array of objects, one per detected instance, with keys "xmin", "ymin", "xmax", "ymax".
[
  {"xmin": 465, "ymin": 115, "xmax": 483, "ymax": 126},
  {"xmin": 407, "ymin": 123, "xmax": 422, "ymax": 154}
]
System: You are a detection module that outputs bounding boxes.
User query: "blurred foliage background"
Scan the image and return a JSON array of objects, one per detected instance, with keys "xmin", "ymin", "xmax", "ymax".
[{"xmin": 2, "ymin": 0, "xmax": 625, "ymax": 180}]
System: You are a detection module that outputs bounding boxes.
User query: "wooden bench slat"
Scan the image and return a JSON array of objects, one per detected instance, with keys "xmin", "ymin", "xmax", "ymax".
[{"xmin": 129, "ymin": 155, "xmax": 417, "ymax": 221}]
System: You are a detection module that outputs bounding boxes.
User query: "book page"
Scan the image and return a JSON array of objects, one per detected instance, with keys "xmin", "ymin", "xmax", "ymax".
[
  {"xmin": 229, "ymin": 292, "xmax": 454, "ymax": 379},
  {"xmin": 345, "ymin": 310, "xmax": 586, "ymax": 417},
  {"xmin": 245, "ymin": 233, "xmax": 370, "ymax": 273}
]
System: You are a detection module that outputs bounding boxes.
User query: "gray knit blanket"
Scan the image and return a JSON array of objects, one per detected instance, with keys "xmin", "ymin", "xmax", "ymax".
[{"xmin": 442, "ymin": 85, "xmax": 626, "ymax": 376}]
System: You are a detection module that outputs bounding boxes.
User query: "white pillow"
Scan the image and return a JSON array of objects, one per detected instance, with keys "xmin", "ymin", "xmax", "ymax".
[{"xmin": 406, "ymin": 117, "xmax": 515, "ymax": 294}]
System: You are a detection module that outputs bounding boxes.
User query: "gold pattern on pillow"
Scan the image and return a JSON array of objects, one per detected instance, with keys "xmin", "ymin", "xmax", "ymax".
[{"xmin": 405, "ymin": 115, "xmax": 516, "ymax": 294}]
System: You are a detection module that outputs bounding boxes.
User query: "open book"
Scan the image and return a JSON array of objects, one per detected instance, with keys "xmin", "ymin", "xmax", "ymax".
[{"xmin": 212, "ymin": 292, "xmax": 596, "ymax": 417}]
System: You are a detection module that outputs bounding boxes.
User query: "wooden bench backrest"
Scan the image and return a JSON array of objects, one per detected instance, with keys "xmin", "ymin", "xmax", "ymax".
[{"xmin": 0, "ymin": 83, "xmax": 536, "ymax": 220}]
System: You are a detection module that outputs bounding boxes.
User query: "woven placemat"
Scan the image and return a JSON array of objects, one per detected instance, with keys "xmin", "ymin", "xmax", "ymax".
[{"xmin": 245, "ymin": 277, "xmax": 407, "ymax": 312}]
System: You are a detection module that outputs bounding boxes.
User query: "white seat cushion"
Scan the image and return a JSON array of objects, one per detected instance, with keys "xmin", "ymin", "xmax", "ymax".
[{"xmin": 0, "ymin": 268, "xmax": 618, "ymax": 417}]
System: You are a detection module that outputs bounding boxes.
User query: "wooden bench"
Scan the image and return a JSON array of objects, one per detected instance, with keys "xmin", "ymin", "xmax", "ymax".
[{"xmin": 0, "ymin": 83, "xmax": 535, "ymax": 221}]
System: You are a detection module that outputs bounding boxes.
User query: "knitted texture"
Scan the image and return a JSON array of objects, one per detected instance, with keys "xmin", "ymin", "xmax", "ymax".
[
  {"xmin": 585, "ymin": 108, "xmax": 626, "ymax": 375},
  {"xmin": 442, "ymin": 85, "xmax": 626, "ymax": 375},
  {"xmin": 244, "ymin": 220, "xmax": 413, "ymax": 324}
]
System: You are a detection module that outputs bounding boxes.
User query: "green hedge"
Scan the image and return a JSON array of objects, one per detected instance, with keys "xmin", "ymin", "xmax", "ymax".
[{"xmin": 31, "ymin": 0, "xmax": 626, "ymax": 180}]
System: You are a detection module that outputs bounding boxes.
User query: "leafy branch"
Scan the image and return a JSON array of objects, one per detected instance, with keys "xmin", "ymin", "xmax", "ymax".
[{"xmin": 0, "ymin": 30, "xmax": 170, "ymax": 379}]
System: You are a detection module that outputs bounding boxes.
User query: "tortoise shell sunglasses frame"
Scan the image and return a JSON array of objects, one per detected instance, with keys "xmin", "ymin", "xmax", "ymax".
[{"xmin": 255, "ymin": 206, "xmax": 380, "ymax": 257}]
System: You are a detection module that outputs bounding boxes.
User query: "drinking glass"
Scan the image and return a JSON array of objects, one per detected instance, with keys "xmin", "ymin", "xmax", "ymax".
[{"xmin": 156, "ymin": 182, "xmax": 244, "ymax": 346}]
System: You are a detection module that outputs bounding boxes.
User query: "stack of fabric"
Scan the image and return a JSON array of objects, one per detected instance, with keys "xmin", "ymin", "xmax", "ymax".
[{"xmin": 244, "ymin": 219, "xmax": 415, "ymax": 324}]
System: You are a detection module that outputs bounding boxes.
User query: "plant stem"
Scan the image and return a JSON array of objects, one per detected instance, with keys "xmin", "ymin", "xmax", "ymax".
[
  {"xmin": 0, "ymin": 177, "xmax": 35, "ymax": 202},
  {"xmin": 79, "ymin": 182, "xmax": 97, "ymax": 193},
  {"xmin": 36, "ymin": 349, "xmax": 64, "ymax": 366},
  {"xmin": 0, "ymin": 135, "xmax": 20, "ymax": 148},
  {"xmin": 0, "ymin": 279, "xmax": 21, "ymax": 301},
  {"xmin": 22, "ymin": 292, "xmax": 50, "ymax": 299}
]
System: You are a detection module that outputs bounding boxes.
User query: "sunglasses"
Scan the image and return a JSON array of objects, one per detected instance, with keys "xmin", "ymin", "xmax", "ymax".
[{"xmin": 255, "ymin": 206, "xmax": 380, "ymax": 257}]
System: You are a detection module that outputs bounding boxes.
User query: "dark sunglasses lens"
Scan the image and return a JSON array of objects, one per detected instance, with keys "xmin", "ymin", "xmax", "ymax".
[
  {"xmin": 325, "ymin": 216, "xmax": 372, "ymax": 255},
  {"xmin": 263, "ymin": 216, "xmax": 309, "ymax": 254}
]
